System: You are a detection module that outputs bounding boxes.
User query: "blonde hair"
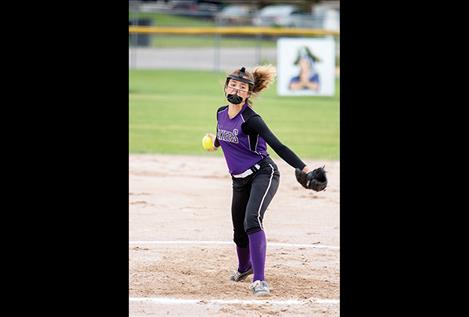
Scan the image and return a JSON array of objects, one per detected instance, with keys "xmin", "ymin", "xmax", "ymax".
[
  {"xmin": 225, "ymin": 65, "xmax": 277, "ymax": 106},
  {"xmin": 252, "ymin": 64, "xmax": 277, "ymax": 94}
]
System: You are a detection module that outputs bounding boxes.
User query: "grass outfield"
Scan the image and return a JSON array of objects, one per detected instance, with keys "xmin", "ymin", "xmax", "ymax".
[
  {"xmin": 129, "ymin": 69, "xmax": 339, "ymax": 160},
  {"xmin": 129, "ymin": 12, "xmax": 216, "ymax": 27}
]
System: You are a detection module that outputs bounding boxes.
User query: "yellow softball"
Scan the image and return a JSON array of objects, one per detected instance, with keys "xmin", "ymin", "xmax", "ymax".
[{"xmin": 202, "ymin": 134, "xmax": 215, "ymax": 151}]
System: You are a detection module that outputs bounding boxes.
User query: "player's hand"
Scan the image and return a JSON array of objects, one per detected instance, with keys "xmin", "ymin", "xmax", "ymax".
[
  {"xmin": 207, "ymin": 133, "xmax": 218, "ymax": 150},
  {"xmin": 295, "ymin": 166, "xmax": 328, "ymax": 192},
  {"xmin": 203, "ymin": 133, "xmax": 217, "ymax": 152}
]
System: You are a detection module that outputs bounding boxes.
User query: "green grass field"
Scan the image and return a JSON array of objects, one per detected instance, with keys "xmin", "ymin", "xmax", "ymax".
[
  {"xmin": 129, "ymin": 69, "xmax": 339, "ymax": 160},
  {"xmin": 129, "ymin": 12, "xmax": 216, "ymax": 27}
]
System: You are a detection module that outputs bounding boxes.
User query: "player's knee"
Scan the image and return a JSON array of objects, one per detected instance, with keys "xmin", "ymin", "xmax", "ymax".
[
  {"xmin": 233, "ymin": 229, "xmax": 249, "ymax": 248},
  {"xmin": 244, "ymin": 215, "xmax": 262, "ymax": 234}
]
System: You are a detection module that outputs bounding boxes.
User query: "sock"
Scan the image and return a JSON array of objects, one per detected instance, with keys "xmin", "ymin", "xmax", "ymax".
[
  {"xmin": 236, "ymin": 246, "xmax": 251, "ymax": 273},
  {"xmin": 248, "ymin": 230, "xmax": 266, "ymax": 281}
]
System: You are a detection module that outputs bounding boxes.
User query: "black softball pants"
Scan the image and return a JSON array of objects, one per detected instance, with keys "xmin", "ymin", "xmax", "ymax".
[{"xmin": 231, "ymin": 156, "xmax": 280, "ymax": 248}]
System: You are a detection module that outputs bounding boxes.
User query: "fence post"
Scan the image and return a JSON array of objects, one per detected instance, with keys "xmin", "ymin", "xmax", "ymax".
[
  {"xmin": 256, "ymin": 33, "xmax": 262, "ymax": 65},
  {"xmin": 129, "ymin": 11, "xmax": 139, "ymax": 69},
  {"xmin": 214, "ymin": 32, "xmax": 220, "ymax": 72}
]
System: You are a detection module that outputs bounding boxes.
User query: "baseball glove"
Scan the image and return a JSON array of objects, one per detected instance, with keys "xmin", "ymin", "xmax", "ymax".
[{"xmin": 295, "ymin": 166, "xmax": 328, "ymax": 192}]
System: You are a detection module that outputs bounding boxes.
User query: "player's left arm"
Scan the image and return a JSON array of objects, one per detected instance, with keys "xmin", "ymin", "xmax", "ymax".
[
  {"xmin": 213, "ymin": 124, "xmax": 220, "ymax": 148},
  {"xmin": 245, "ymin": 116, "xmax": 308, "ymax": 171}
]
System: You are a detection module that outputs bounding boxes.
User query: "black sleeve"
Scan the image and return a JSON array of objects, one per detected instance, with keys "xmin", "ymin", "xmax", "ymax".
[
  {"xmin": 214, "ymin": 106, "xmax": 227, "ymax": 148},
  {"xmin": 214, "ymin": 128, "xmax": 220, "ymax": 147},
  {"xmin": 244, "ymin": 116, "xmax": 306, "ymax": 170}
]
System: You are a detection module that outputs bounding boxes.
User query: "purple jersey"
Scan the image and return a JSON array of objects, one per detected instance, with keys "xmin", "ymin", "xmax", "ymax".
[{"xmin": 217, "ymin": 104, "xmax": 268, "ymax": 175}]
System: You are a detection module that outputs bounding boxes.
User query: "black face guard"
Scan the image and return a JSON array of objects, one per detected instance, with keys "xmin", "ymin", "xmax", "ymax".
[
  {"xmin": 225, "ymin": 67, "xmax": 254, "ymax": 87},
  {"xmin": 226, "ymin": 94, "xmax": 243, "ymax": 104},
  {"xmin": 224, "ymin": 67, "xmax": 254, "ymax": 105}
]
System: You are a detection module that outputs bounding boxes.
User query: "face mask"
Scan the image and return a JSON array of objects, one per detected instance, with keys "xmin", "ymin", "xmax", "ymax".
[{"xmin": 227, "ymin": 93, "xmax": 243, "ymax": 105}]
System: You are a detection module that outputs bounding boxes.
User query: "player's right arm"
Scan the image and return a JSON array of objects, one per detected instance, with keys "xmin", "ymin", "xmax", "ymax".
[
  {"xmin": 214, "ymin": 106, "xmax": 228, "ymax": 149},
  {"xmin": 206, "ymin": 132, "xmax": 219, "ymax": 149}
]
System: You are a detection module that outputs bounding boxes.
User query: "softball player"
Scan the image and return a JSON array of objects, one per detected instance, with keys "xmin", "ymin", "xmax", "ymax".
[{"xmin": 207, "ymin": 65, "xmax": 317, "ymax": 296}]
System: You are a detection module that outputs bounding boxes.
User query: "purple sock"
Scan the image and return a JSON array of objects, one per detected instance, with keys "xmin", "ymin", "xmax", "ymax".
[
  {"xmin": 248, "ymin": 230, "xmax": 266, "ymax": 281},
  {"xmin": 236, "ymin": 246, "xmax": 251, "ymax": 273}
]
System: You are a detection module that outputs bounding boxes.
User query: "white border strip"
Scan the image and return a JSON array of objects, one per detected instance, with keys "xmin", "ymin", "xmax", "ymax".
[
  {"xmin": 256, "ymin": 163, "xmax": 275, "ymax": 231},
  {"xmin": 129, "ymin": 240, "xmax": 339, "ymax": 250},
  {"xmin": 129, "ymin": 297, "xmax": 339, "ymax": 305}
]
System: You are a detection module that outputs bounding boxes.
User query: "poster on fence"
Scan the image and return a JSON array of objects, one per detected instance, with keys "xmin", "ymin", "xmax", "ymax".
[{"xmin": 277, "ymin": 38, "xmax": 335, "ymax": 96}]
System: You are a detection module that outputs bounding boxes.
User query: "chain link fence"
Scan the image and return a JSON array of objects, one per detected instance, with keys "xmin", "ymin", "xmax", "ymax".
[{"xmin": 129, "ymin": 0, "xmax": 339, "ymax": 72}]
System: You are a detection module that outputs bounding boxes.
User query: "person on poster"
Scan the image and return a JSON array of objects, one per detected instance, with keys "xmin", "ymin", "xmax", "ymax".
[{"xmin": 288, "ymin": 46, "xmax": 321, "ymax": 92}]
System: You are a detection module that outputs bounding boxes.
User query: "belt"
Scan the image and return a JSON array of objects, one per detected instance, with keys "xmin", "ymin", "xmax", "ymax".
[{"xmin": 232, "ymin": 164, "xmax": 260, "ymax": 178}]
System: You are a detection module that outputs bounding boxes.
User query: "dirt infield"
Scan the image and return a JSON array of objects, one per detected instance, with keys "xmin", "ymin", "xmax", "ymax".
[{"xmin": 129, "ymin": 154, "xmax": 340, "ymax": 316}]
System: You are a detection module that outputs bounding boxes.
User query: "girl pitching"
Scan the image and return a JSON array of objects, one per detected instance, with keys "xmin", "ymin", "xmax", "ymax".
[{"xmin": 206, "ymin": 65, "xmax": 320, "ymax": 296}]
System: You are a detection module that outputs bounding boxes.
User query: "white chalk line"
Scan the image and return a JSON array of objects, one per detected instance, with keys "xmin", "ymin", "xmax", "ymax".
[
  {"xmin": 129, "ymin": 240, "xmax": 339, "ymax": 250},
  {"xmin": 129, "ymin": 297, "xmax": 339, "ymax": 306}
]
